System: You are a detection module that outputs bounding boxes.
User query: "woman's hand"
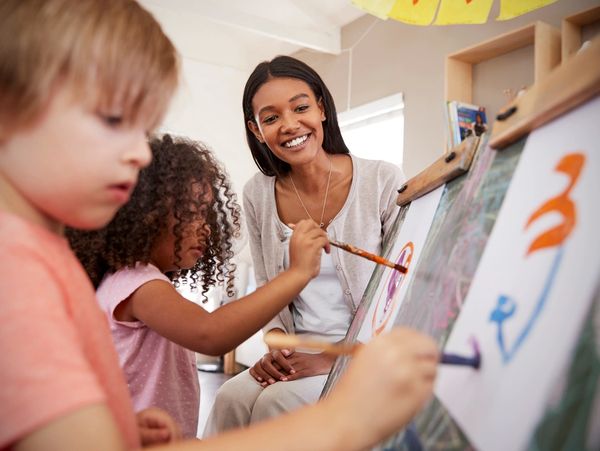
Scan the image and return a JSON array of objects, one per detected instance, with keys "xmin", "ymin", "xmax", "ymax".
[
  {"xmin": 278, "ymin": 351, "xmax": 336, "ymax": 381},
  {"xmin": 136, "ymin": 407, "xmax": 182, "ymax": 446},
  {"xmin": 249, "ymin": 349, "xmax": 336, "ymax": 386},
  {"xmin": 249, "ymin": 348, "xmax": 296, "ymax": 386}
]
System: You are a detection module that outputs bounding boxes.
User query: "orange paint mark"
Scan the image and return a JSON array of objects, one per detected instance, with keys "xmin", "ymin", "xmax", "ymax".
[
  {"xmin": 466, "ymin": 0, "xmax": 472, "ymax": 4},
  {"xmin": 413, "ymin": 0, "xmax": 419, "ymax": 5},
  {"xmin": 525, "ymin": 153, "xmax": 585, "ymax": 255}
]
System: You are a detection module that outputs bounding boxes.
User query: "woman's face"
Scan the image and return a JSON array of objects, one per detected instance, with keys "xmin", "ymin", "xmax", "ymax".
[{"xmin": 248, "ymin": 77, "xmax": 326, "ymax": 168}]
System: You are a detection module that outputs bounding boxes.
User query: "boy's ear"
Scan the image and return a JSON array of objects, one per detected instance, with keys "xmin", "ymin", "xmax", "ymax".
[{"xmin": 247, "ymin": 120, "xmax": 264, "ymax": 143}]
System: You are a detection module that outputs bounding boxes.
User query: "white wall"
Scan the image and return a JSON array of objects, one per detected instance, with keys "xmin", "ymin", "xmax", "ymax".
[
  {"xmin": 160, "ymin": 57, "xmax": 256, "ymax": 263},
  {"xmin": 161, "ymin": 58, "xmax": 255, "ymax": 195}
]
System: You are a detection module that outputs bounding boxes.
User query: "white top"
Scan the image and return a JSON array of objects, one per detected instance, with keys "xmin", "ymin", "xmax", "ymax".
[
  {"xmin": 281, "ymin": 225, "xmax": 351, "ymax": 342},
  {"xmin": 243, "ymin": 154, "xmax": 405, "ymax": 334}
]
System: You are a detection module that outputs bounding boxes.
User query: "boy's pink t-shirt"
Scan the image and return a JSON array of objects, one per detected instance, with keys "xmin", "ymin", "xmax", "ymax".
[
  {"xmin": 97, "ymin": 264, "xmax": 200, "ymax": 438},
  {"xmin": 0, "ymin": 212, "xmax": 140, "ymax": 449}
]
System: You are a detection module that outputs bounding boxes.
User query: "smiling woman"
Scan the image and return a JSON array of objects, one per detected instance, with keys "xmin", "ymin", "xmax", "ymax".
[{"xmin": 203, "ymin": 55, "xmax": 406, "ymax": 436}]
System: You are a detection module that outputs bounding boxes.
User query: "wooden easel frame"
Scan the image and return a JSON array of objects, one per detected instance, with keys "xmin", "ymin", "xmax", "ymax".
[
  {"xmin": 396, "ymin": 136, "xmax": 479, "ymax": 207},
  {"xmin": 491, "ymin": 37, "xmax": 600, "ymax": 151}
]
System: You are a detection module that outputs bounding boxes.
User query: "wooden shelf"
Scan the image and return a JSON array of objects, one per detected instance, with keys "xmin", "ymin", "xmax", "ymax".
[
  {"xmin": 446, "ymin": 21, "xmax": 561, "ymax": 105},
  {"xmin": 562, "ymin": 5, "xmax": 600, "ymax": 63},
  {"xmin": 491, "ymin": 37, "xmax": 600, "ymax": 150}
]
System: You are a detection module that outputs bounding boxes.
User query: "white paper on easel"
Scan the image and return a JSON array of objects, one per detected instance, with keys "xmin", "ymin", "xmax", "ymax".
[
  {"xmin": 436, "ymin": 96, "xmax": 600, "ymax": 451},
  {"xmin": 356, "ymin": 185, "xmax": 444, "ymax": 343}
]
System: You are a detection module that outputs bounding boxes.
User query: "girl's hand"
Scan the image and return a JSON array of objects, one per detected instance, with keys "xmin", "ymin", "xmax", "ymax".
[
  {"xmin": 249, "ymin": 348, "xmax": 296, "ymax": 386},
  {"xmin": 136, "ymin": 407, "xmax": 182, "ymax": 446},
  {"xmin": 288, "ymin": 220, "xmax": 330, "ymax": 280}
]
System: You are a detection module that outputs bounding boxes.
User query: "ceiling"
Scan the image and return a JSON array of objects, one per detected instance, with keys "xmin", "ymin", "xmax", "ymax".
[{"xmin": 139, "ymin": 0, "xmax": 366, "ymax": 72}]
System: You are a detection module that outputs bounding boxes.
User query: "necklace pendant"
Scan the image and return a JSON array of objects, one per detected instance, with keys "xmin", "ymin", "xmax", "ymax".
[{"xmin": 319, "ymin": 222, "xmax": 325, "ymax": 228}]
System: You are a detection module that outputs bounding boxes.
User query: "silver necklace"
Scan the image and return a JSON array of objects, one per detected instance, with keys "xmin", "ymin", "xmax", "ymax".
[{"xmin": 289, "ymin": 156, "xmax": 332, "ymax": 228}]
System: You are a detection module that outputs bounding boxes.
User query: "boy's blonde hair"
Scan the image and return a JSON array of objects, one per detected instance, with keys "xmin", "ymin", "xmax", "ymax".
[{"xmin": 0, "ymin": 0, "xmax": 179, "ymax": 135}]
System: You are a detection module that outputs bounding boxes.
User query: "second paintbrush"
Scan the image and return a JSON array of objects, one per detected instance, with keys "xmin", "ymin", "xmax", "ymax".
[{"xmin": 329, "ymin": 239, "xmax": 407, "ymax": 274}]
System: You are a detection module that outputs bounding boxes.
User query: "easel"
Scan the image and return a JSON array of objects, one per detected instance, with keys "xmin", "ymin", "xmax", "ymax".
[
  {"xmin": 396, "ymin": 136, "xmax": 479, "ymax": 207},
  {"xmin": 322, "ymin": 36, "xmax": 600, "ymax": 451}
]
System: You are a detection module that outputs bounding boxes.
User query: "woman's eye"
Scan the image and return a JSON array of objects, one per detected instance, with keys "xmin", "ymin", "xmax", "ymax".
[
  {"xmin": 262, "ymin": 115, "xmax": 277, "ymax": 125},
  {"xmin": 295, "ymin": 105, "xmax": 309, "ymax": 112}
]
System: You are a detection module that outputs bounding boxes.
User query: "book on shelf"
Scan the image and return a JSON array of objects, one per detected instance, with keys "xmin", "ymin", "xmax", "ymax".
[{"xmin": 446, "ymin": 101, "xmax": 487, "ymax": 149}]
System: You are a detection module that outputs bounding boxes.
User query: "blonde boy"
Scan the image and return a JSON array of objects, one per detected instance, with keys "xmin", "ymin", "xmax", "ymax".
[{"xmin": 0, "ymin": 0, "xmax": 179, "ymax": 448}]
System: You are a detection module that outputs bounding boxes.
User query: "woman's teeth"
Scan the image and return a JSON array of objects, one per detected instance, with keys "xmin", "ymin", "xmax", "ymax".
[{"xmin": 284, "ymin": 135, "xmax": 308, "ymax": 148}]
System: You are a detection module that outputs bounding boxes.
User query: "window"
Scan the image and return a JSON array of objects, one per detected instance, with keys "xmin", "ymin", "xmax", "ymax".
[{"xmin": 338, "ymin": 93, "xmax": 404, "ymax": 168}]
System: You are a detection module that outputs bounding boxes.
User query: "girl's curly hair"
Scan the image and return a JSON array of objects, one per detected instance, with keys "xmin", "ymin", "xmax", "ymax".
[{"xmin": 67, "ymin": 134, "xmax": 241, "ymax": 301}]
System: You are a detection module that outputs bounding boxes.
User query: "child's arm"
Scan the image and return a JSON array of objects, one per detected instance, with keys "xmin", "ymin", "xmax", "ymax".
[
  {"xmin": 13, "ymin": 403, "xmax": 127, "ymax": 451},
  {"xmin": 169, "ymin": 327, "xmax": 438, "ymax": 451},
  {"xmin": 13, "ymin": 328, "xmax": 436, "ymax": 451},
  {"xmin": 121, "ymin": 220, "xmax": 329, "ymax": 355}
]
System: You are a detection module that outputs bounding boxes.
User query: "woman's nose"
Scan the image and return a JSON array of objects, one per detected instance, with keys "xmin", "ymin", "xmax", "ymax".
[{"xmin": 280, "ymin": 112, "xmax": 300, "ymax": 132}]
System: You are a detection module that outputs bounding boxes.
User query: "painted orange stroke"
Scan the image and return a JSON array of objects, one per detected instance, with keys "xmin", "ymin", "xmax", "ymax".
[{"xmin": 525, "ymin": 153, "xmax": 585, "ymax": 255}]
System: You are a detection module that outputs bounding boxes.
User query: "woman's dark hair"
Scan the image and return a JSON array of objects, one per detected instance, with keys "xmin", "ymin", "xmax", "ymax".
[
  {"xmin": 242, "ymin": 55, "xmax": 350, "ymax": 176},
  {"xmin": 67, "ymin": 134, "xmax": 241, "ymax": 301}
]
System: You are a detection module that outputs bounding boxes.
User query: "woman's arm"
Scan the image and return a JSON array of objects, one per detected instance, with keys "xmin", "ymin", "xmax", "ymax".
[
  {"xmin": 380, "ymin": 162, "xmax": 406, "ymax": 246},
  {"xmin": 243, "ymin": 183, "xmax": 293, "ymax": 334},
  {"xmin": 242, "ymin": 181, "xmax": 269, "ymax": 288}
]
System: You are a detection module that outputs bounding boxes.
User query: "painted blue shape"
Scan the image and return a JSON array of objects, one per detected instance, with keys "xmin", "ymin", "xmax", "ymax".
[{"xmin": 489, "ymin": 246, "xmax": 564, "ymax": 363}]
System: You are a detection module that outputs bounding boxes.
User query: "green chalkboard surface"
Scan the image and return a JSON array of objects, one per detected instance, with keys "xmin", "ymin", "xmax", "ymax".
[{"xmin": 321, "ymin": 135, "xmax": 600, "ymax": 450}]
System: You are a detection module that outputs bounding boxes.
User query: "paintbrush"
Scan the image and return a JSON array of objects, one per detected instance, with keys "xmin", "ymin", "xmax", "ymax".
[
  {"xmin": 329, "ymin": 239, "xmax": 408, "ymax": 274},
  {"xmin": 264, "ymin": 333, "xmax": 481, "ymax": 369}
]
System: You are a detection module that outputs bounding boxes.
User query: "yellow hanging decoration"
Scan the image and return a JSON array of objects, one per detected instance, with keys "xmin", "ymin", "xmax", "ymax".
[
  {"xmin": 353, "ymin": 0, "xmax": 561, "ymax": 24},
  {"xmin": 434, "ymin": 0, "xmax": 494, "ymax": 25},
  {"xmin": 497, "ymin": 0, "xmax": 558, "ymax": 21},
  {"xmin": 388, "ymin": 0, "xmax": 441, "ymax": 26},
  {"xmin": 351, "ymin": 0, "xmax": 396, "ymax": 19}
]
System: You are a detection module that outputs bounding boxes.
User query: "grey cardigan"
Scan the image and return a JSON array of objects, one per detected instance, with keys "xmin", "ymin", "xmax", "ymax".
[{"xmin": 242, "ymin": 154, "xmax": 405, "ymax": 334}]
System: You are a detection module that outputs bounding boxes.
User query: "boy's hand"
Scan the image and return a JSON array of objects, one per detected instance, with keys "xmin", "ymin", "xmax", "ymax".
[
  {"xmin": 325, "ymin": 328, "xmax": 438, "ymax": 448},
  {"xmin": 136, "ymin": 407, "xmax": 182, "ymax": 446},
  {"xmin": 288, "ymin": 220, "xmax": 330, "ymax": 280}
]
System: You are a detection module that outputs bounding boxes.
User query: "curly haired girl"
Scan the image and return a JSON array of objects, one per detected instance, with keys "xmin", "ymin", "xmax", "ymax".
[{"xmin": 68, "ymin": 134, "xmax": 330, "ymax": 438}]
